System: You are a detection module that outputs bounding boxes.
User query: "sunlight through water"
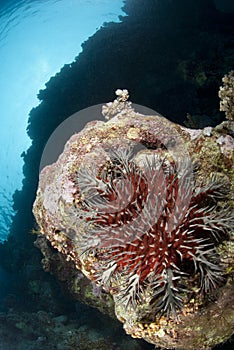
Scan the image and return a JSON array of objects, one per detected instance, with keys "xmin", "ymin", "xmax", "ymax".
[{"xmin": 0, "ymin": 0, "xmax": 125, "ymax": 241}]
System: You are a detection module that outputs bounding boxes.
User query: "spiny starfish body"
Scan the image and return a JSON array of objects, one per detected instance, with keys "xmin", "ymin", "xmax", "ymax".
[{"xmin": 73, "ymin": 147, "xmax": 231, "ymax": 315}]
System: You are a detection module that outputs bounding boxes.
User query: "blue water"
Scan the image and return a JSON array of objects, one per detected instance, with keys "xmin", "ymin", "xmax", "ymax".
[{"xmin": 0, "ymin": 0, "xmax": 125, "ymax": 242}]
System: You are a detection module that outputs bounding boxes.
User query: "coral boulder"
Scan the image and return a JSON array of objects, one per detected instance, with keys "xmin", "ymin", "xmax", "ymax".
[{"xmin": 33, "ymin": 90, "xmax": 234, "ymax": 349}]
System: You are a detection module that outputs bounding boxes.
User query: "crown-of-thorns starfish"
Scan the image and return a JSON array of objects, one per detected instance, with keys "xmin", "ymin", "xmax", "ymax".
[{"xmin": 69, "ymin": 146, "xmax": 233, "ymax": 316}]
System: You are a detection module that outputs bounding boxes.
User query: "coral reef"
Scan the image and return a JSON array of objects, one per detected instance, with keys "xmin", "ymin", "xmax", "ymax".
[
  {"xmin": 33, "ymin": 90, "xmax": 234, "ymax": 349},
  {"xmin": 0, "ymin": 1, "xmax": 233, "ymax": 349},
  {"xmin": 0, "ymin": 308, "xmax": 143, "ymax": 350}
]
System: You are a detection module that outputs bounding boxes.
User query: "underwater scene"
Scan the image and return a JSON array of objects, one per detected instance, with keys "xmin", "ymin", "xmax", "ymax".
[{"xmin": 0, "ymin": 0, "xmax": 234, "ymax": 349}]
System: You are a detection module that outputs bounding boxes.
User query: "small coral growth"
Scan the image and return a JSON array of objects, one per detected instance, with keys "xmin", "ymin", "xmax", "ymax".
[{"xmin": 219, "ymin": 70, "xmax": 234, "ymax": 121}]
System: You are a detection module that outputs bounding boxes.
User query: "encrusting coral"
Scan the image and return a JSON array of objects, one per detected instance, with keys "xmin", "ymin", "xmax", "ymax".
[{"xmin": 33, "ymin": 87, "xmax": 234, "ymax": 350}]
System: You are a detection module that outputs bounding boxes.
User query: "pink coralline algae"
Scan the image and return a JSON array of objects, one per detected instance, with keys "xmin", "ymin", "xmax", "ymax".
[{"xmin": 33, "ymin": 90, "xmax": 234, "ymax": 350}]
